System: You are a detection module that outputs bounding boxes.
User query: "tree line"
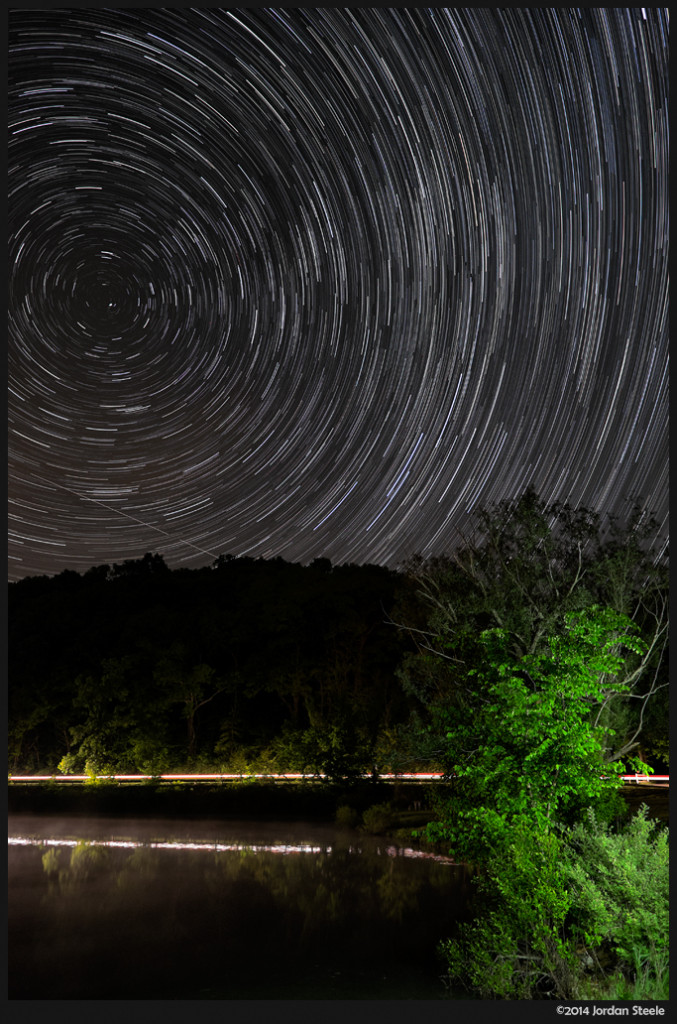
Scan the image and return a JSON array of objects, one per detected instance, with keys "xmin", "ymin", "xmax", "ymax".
[
  {"xmin": 9, "ymin": 489, "xmax": 668, "ymax": 781},
  {"xmin": 9, "ymin": 553, "xmax": 412, "ymax": 777}
]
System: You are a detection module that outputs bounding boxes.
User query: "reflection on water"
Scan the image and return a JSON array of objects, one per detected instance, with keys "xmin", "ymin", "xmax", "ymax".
[
  {"xmin": 9, "ymin": 835, "xmax": 458, "ymax": 860},
  {"xmin": 9, "ymin": 815, "xmax": 471, "ymax": 1000}
]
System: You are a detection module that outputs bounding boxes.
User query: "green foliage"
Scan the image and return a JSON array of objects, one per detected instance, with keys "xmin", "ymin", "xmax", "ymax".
[
  {"xmin": 581, "ymin": 964, "xmax": 670, "ymax": 1002},
  {"xmin": 65, "ymin": 656, "xmax": 169, "ymax": 774},
  {"xmin": 423, "ymin": 589, "xmax": 668, "ymax": 1000},
  {"xmin": 360, "ymin": 802, "xmax": 394, "ymax": 834},
  {"xmin": 562, "ymin": 806, "xmax": 669, "ymax": 984},
  {"xmin": 57, "ymin": 752, "xmax": 82, "ymax": 775},
  {"xmin": 263, "ymin": 724, "xmax": 309, "ymax": 773},
  {"xmin": 9, "ymin": 554, "xmax": 411, "ymax": 774},
  {"xmin": 645, "ymin": 735, "xmax": 670, "ymax": 768},
  {"xmin": 83, "ymin": 758, "xmax": 119, "ymax": 781},
  {"xmin": 307, "ymin": 718, "xmax": 374, "ymax": 782},
  {"xmin": 641, "ymin": 683, "xmax": 670, "ymax": 767},
  {"xmin": 398, "ymin": 491, "xmax": 668, "ymax": 769},
  {"xmin": 269, "ymin": 716, "xmax": 374, "ymax": 782},
  {"xmin": 439, "ymin": 809, "xmax": 669, "ymax": 1000},
  {"xmin": 423, "ymin": 606, "xmax": 642, "ymax": 862},
  {"xmin": 213, "ymin": 744, "xmax": 259, "ymax": 775},
  {"xmin": 440, "ymin": 825, "xmax": 580, "ymax": 999},
  {"xmin": 371, "ymin": 726, "xmax": 404, "ymax": 774},
  {"xmin": 397, "ymin": 494, "xmax": 669, "ymax": 999},
  {"xmin": 335, "ymin": 804, "xmax": 360, "ymax": 828},
  {"xmin": 128, "ymin": 738, "xmax": 172, "ymax": 776}
]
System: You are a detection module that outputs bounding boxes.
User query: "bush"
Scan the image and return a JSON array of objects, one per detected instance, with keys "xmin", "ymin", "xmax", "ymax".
[
  {"xmin": 335, "ymin": 804, "xmax": 360, "ymax": 828},
  {"xmin": 438, "ymin": 808, "xmax": 669, "ymax": 1000},
  {"xmin": 129, "ymin": 738, "xmax": 172, "ymax": 776},
  {"xmin": 439, "ymin": 822, "xmax": 579, "ymax": 999},
  {"xmin": 360, "ymin": 802, "xmax": 394, "ymax": 834},
  {"xmin": 57, "ymin": 753, "xmax": 83, "ymax": 775},
  {"xmin": 562, "ymin": 805, "xmax": 669, "ymax": 996},
  {"xmin": 418, "ymin": 607, "xmax": 650, "ymax": 865}
]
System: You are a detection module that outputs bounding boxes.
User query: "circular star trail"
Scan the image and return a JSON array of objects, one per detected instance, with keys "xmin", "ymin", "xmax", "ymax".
[{"xmin": 8, "ymin": 8, "xmax": 669, "ymax": 580}]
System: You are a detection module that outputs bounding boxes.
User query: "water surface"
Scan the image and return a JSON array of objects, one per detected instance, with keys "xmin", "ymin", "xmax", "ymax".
[{"xmin": 9, "ymin": 814, "xmax": 471, "ymax": 999}]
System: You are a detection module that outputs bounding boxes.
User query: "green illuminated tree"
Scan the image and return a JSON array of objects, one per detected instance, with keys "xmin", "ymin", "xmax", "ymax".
[
  {"xmin": 396, "ymin": 490, "xmax": 668, "ymax": 770},
  {"xmin": 423, "ymin": 606, "xmax": 650, "ymax": 863}
]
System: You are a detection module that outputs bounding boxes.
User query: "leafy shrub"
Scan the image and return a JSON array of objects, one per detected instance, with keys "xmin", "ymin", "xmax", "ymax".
[
  {"xmin": 438, "ymin": 808, "xmax": 669, "ymax": 1000},
  {"xmin": 439, "ymin": 822, "xmax": 580, "ymax": 999},
  {"xmin": 562, "ymin": 806, "xmax": 669, "ymax": 995},
  {"xmin": 335, "ymin": 804, "xmax": 360, "ymax": 828},
  {"xmin": 360, "ymin": 802, "xmax": 394, "ymax": 834},
  {"xmin": 83, "ymin": 755, "xmax": 122, "ymax": 779},
  {"xmin": 129, "ymin": 738, "xmax": 172, "ymax": 776},
  {"xmin": 57, "ymin": 753, "xmax": 83, "ymax": 775},
  {"xmin": 579, "ymin": 962, "xmax": 669, "ymax": 1002}
]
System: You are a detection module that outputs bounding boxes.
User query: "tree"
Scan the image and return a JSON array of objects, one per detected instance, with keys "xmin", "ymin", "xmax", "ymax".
[
  {"xmin": 65, "ymin": 657, "xmax": 150, "ymax": 774},
  {"xmin": 274, "ymin": 714, "xmax": 375, "ymax": 783},
  {"xmin": 396, "ymin": 490, "xmax": 668, "ymax": 768},
  {"xmin": 422, "ymin": 606, "xmax": 649, "ymax": 864},
  {"xmin": 419, "ymin": 602, "xmax": 668, "ymax": 1001},
  {"xmin": 153, "ymin": 645, "xmax": 225, "ymax": 760},
  {"xmin": 109, "ymin": 552, "xmax": 170, "ymax": 579}
]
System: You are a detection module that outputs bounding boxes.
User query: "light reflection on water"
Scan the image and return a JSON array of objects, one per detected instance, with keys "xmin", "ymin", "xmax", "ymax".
[
  {"xmin": 9, "ymin": 814, "xmax": 470, "ymax": 1000},
  {"xmin": 9, "ymin": 834, "xmax": 458, "ymax": 862}
]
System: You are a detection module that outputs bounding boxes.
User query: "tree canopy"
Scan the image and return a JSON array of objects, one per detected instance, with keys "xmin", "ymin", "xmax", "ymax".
[{"xmin": 395, "ymin": 488, "xmax": 668, "ymax": 770}]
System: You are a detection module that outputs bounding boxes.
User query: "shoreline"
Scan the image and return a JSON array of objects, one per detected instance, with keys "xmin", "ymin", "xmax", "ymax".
[{"xmin": 8, "ymin": 778, "xmax": 668, "ymax": 826}]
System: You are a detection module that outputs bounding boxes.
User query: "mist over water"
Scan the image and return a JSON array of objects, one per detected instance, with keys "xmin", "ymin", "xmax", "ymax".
[{"xmin": 9, "ymin": 815, "xmax": 471, "ymax": 999}]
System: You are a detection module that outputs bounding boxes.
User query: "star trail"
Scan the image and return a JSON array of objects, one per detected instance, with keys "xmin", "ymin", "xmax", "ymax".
[{"xmin": 8, "ymin": 8, "xmax": 669, "ymax": 580}]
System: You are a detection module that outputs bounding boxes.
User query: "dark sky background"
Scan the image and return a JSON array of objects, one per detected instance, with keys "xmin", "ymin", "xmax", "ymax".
[{"xmin": 8, "ymin": 8, "xmax": 669, "ymax": 582}]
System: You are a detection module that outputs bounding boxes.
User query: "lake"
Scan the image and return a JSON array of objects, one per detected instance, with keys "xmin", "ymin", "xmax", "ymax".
[{"xmin": 8, "ymin": 813, "xmax": 472, "ymax": 999}]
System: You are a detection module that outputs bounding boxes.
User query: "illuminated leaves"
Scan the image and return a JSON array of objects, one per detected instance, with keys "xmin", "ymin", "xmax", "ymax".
[{"xmin": 425, "ymin": 606, "xmax": 645, "ymax": 861}]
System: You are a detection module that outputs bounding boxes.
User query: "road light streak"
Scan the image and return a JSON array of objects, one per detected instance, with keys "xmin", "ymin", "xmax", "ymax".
[{"xmin": 7, "ymin": 773, "xmax": 669, "ymax": 783}]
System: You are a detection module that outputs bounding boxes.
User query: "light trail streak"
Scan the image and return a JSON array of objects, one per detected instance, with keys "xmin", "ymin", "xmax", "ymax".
[{"xmin": 7, "ymin": 773, "xmax": 669, "ymax": 784}]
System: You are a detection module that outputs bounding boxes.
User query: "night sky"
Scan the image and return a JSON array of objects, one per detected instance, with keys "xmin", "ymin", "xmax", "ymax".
[{"xmin": 8, "ymin": 8, "xmax": 669, "ymax": 582}]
